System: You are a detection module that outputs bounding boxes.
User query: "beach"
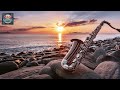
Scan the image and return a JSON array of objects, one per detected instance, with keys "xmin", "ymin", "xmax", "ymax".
[{"xmin": 0, "ymin": 34, "xmax": 120, "ymax": 79}]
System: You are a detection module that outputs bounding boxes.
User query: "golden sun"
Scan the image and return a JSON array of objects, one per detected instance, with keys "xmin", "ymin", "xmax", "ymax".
[
  {"xmin": 56, "ymin": 26, "xmax": 64, "ymax": 32},
  {"xmin": 56, "ymin": 21, "xmax": 64, "ymax": 32}
]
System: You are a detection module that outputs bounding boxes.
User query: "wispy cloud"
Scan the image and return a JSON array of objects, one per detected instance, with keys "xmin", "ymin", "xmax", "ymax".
[
  {"xmin": 62, "ymin": 19, "xmax": 97, "ymax": 27},
  {"xmin": 12, "ymin": 26, "xmax": 46, "ymax": 32}
]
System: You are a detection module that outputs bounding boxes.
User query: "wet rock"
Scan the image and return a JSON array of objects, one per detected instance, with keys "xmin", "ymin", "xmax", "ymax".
[
  {"xmin": 0, "ymin": 56, "xmax": 14, "ymax": 63},
  {"xmin": 29, "ymin": 57, "xmax": 36, "ymax": 62},
  {"xmin": 14, "ymin": 59, "xmax": 21, "ymax": 65},
  {"xmin": 23, "ymin": 74, "xmax": 52, "ymax": 79},
  {"xmin": 19, "ymin": 60, "xmax": 29, "ymax": 68},
  {"xmin": 0, "ymin": 65, "xmax": 44, "ymax": 79},
  {"xmin": 52, "ymin": 48, "xmax": 60, "ymax": 51},
  {"xmin": 27, "ymin": 52, "xmax": 35, "ymax": 56},
  {"xmin": 37, "ymin": 60, "xmax": 42, "ymax": 64},
  {"xmin": 96, "ymin": 55, "xmax": 119, "ymax": 64},
  {"xmin": 41, "ymin": 58, "xmax": 56, "ymax": 65},
  {"xmin": 41, "ymin": 53, "xmax": 59, "ymax": 59},
  {"xmin": 17, "ymin": 52, "xmax": 26, "ymax": 56},
  {"xmin": 0, "ymin": 53, "xmax": 8, "ymax": 56},
  {"xmin": 110, "ymin": 50, "xmax": 120, "ymax": 60},
  {"xmin": 45, "ymin": 60, "xmax": 101, "ymax": 79},
  {"xmin": 0, "ymin": 61, "xmax": 19, "ymax": 75},
  {"xmin": 46, "ymin": 60, "xmax": 61, "ymax": 67},
  {"xmin": 35, "ymin": 55, "xmax": 42, "ymax": 58},
  {"xmin": 26, "ymin": 61, "xmax": 39, "ymax": 67},
  {"xmin": 11, "ymin": 54, "xmax": 16, "ymax": 57},
  {"xmin": 94, "ymin": 61, "xmax": 120, "ymax": 79},
  {"xmin": 81, "ymin": 58, "xmax": 98, "ymax": 70},
  {"xmin": 39, "ymin": 66, "xmax": 58, "ymax": 78},
  {"xmin": 43, "ymin": 50, "xmax": 51, "ymax": 52},
  {"xmin": 12, "ymin": 56, "xmax": 23, "ymax": 60},
  {"xmin": 51, "ymin": 61, "xmax": 101, "ymax": 79},
  {"xmin": 92, "ymin": 47, "xmax": 106, "ymax": 61}
]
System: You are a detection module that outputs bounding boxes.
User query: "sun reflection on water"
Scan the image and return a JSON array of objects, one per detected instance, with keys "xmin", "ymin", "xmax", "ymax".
[{"xmin": 58, "ymin": 33, "xmax": 62, "ymax": 47}]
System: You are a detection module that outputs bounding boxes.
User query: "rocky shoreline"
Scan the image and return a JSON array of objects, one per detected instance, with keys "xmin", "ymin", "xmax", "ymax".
[{"xmin": 0, "ymin": 37, "xmax": 120, "ymax": 79}]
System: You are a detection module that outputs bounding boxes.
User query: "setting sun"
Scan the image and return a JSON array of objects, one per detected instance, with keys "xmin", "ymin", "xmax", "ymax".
[
  {"xmin": 56, "ymin": 26, "xmax": 64, "ymax": 32},
  {"xmin": 56, "ymin": 21, "xmax": 65, "ymax": 33}
]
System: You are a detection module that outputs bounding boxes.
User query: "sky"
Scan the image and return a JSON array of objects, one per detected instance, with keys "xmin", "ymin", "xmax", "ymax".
[{"xmin": 0, "ymin": 11, "xmax": 120, "ymax": 34}]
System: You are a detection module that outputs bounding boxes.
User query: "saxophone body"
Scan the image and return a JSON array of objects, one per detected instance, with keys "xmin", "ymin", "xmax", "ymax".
[{"xmin": 61, "ymin": 20, "xmax": 120, "ymax": 71}]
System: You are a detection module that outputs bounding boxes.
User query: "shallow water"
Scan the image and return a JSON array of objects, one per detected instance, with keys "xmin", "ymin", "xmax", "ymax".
[{"xmin": 0, "ymin": 33, "xmax": 120, "ymax": 54}]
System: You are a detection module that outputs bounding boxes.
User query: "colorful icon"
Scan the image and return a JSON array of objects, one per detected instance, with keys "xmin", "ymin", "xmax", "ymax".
[{"xmin": 2, "ymin": 13, "xmax": 14, "ymax": 25}]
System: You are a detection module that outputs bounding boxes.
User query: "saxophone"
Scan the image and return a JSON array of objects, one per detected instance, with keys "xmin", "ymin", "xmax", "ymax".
[{"xmin": 61, "ymin": 20, "xmax": 120, "ymax": 71}]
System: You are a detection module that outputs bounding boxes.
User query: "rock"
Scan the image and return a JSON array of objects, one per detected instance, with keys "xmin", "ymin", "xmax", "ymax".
[
  {"xmin": 0, "ymin": 56, "xmax": 15, "ymax": 63},
  {"xmin": 51, "ymin": 61, "xmax": 101, "ymax": 79},
  {"xmin": 41, "ymin": 58, "xmax": 56, "ymax": 65},
  {"xmin": 43, "ymin": 50, "xmax": 51, "ymax": 52},
  {"xmin": 11, "ymin": 54, "xmax": 16, "ymax": 57},
  {"xmin": 19, "ymin": 60, "xmax": 29, "ymax": 68},
  {"xmin": 45, "ymin": 60, "xmax": 101, "ymax": 79},
  {"xmin": 12, "ymin": 56, "xmax": 23, "ymax": 60},
  {"xmin": 14, "ymin": 59, "xmax": 21, "ymax": 65},
  {"xmin": 17, "ymin": 52, "xmax": 26, "ymax": 56},
  {"xmin": 81, "ymin": 58, "xmax": 98, "ymax": 70},
  {"xmin": 92, "ymin": 47, "xmax": 106, "ymax": 60},
  {"xmin": 1, "ymin": 55, "xmax": 13, "ymax": 61},
  {"xmin": 23, "ymin": 74, "xmax": 52, "ymax": 79},
  {"xmin": 29, "ymin": 57, "xmax": 36, "ymax": 62},
  {"xmin": 94, "ymin": 61, "xmax": 120, "ymax": 79},
  {"xmin": 96, "ymin": 55, "xmax": 119, "ymax": 64},
  {"xmin": 41, "ymin": 53, "xmax": 59, "ymax": 59},
  {"xmin": 26, "ymin": 61, "xmax": 39, "ymax": 67},
  {"xmin": 46, "ymin": 60, "xmax": 61, "ymax": 67},
  {"xmin": 0, "ymin": 65, "xmax": 44, "ymax": 79},
  {"xmin": 0, "ymin": 61, "xmax": 19, "ymax": 75},
  {"xmin": 39, "ymin": 66, "xmax": 58, "ymax": 78},
  {"xmin": 37, "ymin": 60, "xmax": 42, "ymax": 64},
  {"xmin": 27, "ymin": 52, "xmax": 35, "ymax": 56},
  {"xmin": 52, "ymin": 48, "xmax": 60, "ymax": 51},
  {"xmin": 110, "ymin": 50, "xmax": 120, "ymax": 60},
  {"xmin": 0, "ymin": 53, "xmax": 8, "ymax": 56}
]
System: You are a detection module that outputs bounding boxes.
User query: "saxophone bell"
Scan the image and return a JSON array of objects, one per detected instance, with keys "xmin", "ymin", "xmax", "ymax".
[{"xmin": 61, "ymin": 39, "xmax": 83, "ymax": 71}]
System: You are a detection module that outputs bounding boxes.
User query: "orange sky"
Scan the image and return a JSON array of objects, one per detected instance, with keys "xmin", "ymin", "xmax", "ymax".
[{"xmin": 0, "ymin": 11, "xmax": 120, "ymax": 34}]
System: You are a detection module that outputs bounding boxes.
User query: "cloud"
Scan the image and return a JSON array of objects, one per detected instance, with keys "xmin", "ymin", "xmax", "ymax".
[
  {"xmin": 12, "ymin": 26, "xmax": 46, "ymax": 32},
  {"xmin": 65, "ymin": 19, "xmax": 97, "ymax": 27},
  {"xmin": 0, "ymin": 25, "xmax": 13, "ymax": 31}
]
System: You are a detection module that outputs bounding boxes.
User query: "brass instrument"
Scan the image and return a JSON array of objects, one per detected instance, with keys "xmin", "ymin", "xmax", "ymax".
[{"xmin": 61, "ymin": 20, "xmax": 120, "ymax": 71}]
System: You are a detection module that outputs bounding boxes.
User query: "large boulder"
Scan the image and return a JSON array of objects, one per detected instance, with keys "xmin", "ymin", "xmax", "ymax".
[
  {"xmin": 96, "ymin": 55, "xmax": 120, "ymax": 64},
  {"xmin": 0, "ymin": 61, "xmax": 19, "ymax": 75},
  {"xmin": 92, "ymin": 47, "xmax": 106, "ymax": 60},
  {"xmin": 0, "ymin": 65, "xmax": 44, "ymax": 79},
  {"xmin": 40, "ymin": 58, "xmax": 57, "ymax": 65},
  {"xmin": 23, "ymin": 74, "xmax": 52, "ymax": 79},
  {"xmin": 44, "ymin": 60, "xmax": 101, "ymax": 79},
  {"xmin": 26, "ymin": 61, "xmax": 39, "ymax": 67},
  {"xmin": 94, "ymin": 61, "xmax": 120, "ymax": 79},
  {"xmin": 39, "ymin": 66, "xmax": 60, "ymax": 79},
  {"xmin": 110, "ymin": 50, "xmax": 120, "ymax": 60}
]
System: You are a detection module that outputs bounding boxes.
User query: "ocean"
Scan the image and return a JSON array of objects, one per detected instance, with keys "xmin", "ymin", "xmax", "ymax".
[{"xmin": 0, "ymin": 33, "xmax": 120, "ymax": 54}]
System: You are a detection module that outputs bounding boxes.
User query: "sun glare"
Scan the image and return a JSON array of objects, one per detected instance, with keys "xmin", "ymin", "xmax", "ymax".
[
  {"xmin": 56, "ymin": 26, "xmax": 64, "ymax": 32},
  {"xmin": 56, "ymin": 21, "xmax": 65, "ymax": 32}
]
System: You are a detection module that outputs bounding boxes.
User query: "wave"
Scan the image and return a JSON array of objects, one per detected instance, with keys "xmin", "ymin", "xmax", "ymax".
[{"xmin": 0, "ymin": 45, "xmax": 54, "ymax": 55}]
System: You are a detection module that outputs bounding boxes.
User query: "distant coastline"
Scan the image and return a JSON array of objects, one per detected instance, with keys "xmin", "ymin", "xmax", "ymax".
[
  {"xmin": 0, "ymin": 32, "xmax": 11, "ymax": 34},
  {"xmin": 66, "ymin": 32, "xmax": 89, "ymax": 35}
]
